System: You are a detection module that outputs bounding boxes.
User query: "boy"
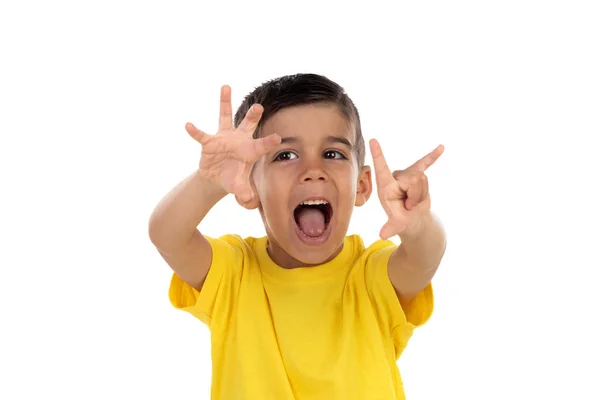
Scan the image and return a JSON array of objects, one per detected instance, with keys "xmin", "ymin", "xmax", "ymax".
[{"xmin": 148, "ymin": 73, "xmax": 446, "ymax": 399}]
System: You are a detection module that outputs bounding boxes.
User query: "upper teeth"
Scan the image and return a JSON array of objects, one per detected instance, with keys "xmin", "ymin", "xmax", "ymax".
[{"xmin": 300, "ymin": 200, "xmax": 328, "ymax": 206}]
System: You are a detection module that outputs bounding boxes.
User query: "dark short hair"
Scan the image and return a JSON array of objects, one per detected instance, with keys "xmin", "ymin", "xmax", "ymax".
[{"xmin": 234, "ymin": 73, "xmax": 365, "ymax": 168}]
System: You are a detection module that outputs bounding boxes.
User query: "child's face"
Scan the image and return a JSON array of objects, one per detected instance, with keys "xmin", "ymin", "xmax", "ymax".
[{"xmin": 251, "ymin": 103, "xmax": 372, "ymax": 268}]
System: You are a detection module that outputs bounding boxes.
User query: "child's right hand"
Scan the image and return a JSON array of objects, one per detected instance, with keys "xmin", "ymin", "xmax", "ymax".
[{"xmin": 185, "ymin": 85, "xmax": 281, "ymax": 209}]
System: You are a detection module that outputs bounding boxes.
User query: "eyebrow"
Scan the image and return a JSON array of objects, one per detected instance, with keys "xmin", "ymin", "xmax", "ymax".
[{"xmin": 279, "ymin": 135, "xmax": 353, "ymax": 149}]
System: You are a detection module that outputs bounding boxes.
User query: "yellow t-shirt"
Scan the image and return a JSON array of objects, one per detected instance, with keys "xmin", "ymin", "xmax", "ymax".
[{"xmin": 169, "ymin": 234, "xmax": 433, "ymax": 400}]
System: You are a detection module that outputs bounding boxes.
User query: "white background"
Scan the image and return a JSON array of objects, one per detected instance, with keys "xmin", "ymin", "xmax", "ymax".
[{"xmin": 1, "ymin": 1, "xmax": 599, "ymax": 399}]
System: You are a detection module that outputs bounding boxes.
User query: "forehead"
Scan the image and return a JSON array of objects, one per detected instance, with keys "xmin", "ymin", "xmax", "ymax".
[{"xmin": 260, "ymin": 103, "xmax": 354, "ymax": 143}]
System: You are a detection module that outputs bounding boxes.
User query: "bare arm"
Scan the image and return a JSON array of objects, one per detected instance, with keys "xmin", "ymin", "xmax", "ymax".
[
  {"xmin": 388, "ymin": 212, "xmax": 446, "ymax": 305},
  {"xmin": 368, "ymin": 139, "xmax": 446, "ymax": 306},
  {"xmin": 148, "ymin": 85, "xmax": 280, "ymax": 292},
  {"xmin": 148, "ymin": 170, "xmax": 227, "ymax": 291}
]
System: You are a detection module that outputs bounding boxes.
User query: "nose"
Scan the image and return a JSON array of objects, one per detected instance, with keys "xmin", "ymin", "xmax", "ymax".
[{"xmin": 300, "ymin": 159, "xmax": 328, "ymax": 182}]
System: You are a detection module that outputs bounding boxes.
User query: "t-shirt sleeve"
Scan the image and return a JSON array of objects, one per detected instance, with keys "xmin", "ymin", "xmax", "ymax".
[
  {"xmin": 364, "ymin": 241, "xmax": 434, "ymax": 355},
  {"xmin": 168, "ymin": 234, "xmax": 245, "ymax": 327}
]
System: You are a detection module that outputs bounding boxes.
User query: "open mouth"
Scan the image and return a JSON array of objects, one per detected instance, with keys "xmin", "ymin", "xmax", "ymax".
[{"xmin": 293, "ymin": 199, "xmax": 333, "ymax": 238}]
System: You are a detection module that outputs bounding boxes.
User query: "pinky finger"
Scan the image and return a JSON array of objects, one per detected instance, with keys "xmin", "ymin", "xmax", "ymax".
[{"xmin": 185, "ymin": 122, "xmax": 210, "ymax": 144}]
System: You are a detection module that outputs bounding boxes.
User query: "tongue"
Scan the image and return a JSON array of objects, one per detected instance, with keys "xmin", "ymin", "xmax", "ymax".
[{"xmin": 297, "ymin": 207, "xmax": 326, "ymax": 237}]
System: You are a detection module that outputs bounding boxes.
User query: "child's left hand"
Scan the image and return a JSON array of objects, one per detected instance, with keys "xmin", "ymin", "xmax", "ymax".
[{"xmin": 369, "ymin": 139, "xmax": 444, "ymax": 240}]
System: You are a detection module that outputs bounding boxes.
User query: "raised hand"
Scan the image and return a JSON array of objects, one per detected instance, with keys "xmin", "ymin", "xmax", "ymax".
[
  {"xmin": 369, "ymin": 139, "xmax": 444, "ymax": 240},
  {"xmin": 186, "ymin": 85, "xmax": 281, "ymax": 209}
]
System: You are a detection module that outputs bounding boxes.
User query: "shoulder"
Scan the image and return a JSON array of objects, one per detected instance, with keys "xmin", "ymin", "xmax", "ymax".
[
  {"xmin": 205, "ymin": 234, "xmax": 262, "ymax": 254},
  {"xmin": 347, "ymin": 234, "xmax": 397, "ymax": 263},
  {"xmin": 344, "ymin": 235, "xmax": 397, "ymax": 286},
  {"xmin": 204, "ymin": 234, "xmax": 272, "ymax": 269},
  {"xmin": 345, "ymin": 235, "xmax": 400, "ymax": 302}
]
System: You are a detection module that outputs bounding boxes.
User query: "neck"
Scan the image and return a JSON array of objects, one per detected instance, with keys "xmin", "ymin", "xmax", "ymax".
[{"xmin": 265, "ymin": 234, "xmax": 344, "ymax": 269}]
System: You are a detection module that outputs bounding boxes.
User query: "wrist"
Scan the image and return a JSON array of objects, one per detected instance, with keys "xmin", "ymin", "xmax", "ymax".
[
  {"xmin": 399, "ymin": 211, "xmax": 436, "ymax": 240},
  {"xmin": 194, "ymin": 169, "xmax": 228, "ymax": 202}
]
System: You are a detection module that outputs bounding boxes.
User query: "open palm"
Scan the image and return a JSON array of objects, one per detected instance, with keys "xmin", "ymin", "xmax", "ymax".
[{"xmin": 186, "ymin": 85, "xmax": 280, "ymax": 208}]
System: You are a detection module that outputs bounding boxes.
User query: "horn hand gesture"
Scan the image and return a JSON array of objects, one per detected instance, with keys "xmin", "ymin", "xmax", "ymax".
[{"xmin": 369, "ymin": 139, "xmax": 444, "ymax": 240}]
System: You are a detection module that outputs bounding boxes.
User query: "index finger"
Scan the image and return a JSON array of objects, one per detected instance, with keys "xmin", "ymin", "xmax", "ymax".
[
  {"xmin": 369, "ymin": 139, "xmax": 395, "ymax": 188},
  {"xmin": 407, "ymin": 144, "xmax": 444, "ymax": 172}
]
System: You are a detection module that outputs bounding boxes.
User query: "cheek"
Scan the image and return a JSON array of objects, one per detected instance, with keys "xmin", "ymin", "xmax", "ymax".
[
  {"xmin": 339, "ymin": 177, "xmax": 361, "ymax": 210},
  {"xmin": 253, "ymin": 169, "xmax": 291, "ymax": 217},
  {"xmin": 337, "ymin": 168, "xmax": 358, "ymax": 193},
  {"xmin": 254, "ymin": 168, "xmax": 286, "ymax": 197}
]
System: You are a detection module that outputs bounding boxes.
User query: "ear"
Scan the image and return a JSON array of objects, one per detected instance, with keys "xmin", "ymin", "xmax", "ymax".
[{"xmin": 355, "ymin": 165, "xmax": 373, "ymax": 207}]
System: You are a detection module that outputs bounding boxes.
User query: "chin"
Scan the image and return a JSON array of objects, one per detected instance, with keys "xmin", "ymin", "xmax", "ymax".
[{"xmin": 285, "ymin": 221, "xmax": 346, "ymax": 265}]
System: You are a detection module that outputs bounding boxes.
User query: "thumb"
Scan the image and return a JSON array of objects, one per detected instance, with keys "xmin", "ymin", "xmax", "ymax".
[
  {"xmin": 185, "ymin": 122, "xmax": 210, "ymax": 145},
  {"xmin": 235, "ymin": 183, "xmax": 260, "ymax": 210},
  {"xmin": 379, "ymin": 219, "xmax": 405, "ymax": 240}
]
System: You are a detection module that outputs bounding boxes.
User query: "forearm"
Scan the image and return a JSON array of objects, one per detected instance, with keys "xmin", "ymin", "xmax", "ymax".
[
  {"xmin": 148, "ymin": 169, "xmax": 227, "ymax": 252},
  {"xmin": 397, "ymin": 212, "xmax": 446, "ymax": 273},
  {"xmin": 388, "ymin": 212, "xmax": 446, "ymax": 300}
]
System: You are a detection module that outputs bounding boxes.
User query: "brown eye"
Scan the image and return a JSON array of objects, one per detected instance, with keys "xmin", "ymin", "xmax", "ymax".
[
  {"xmin": 274, "ymin": 151, "xmax": 298, "ymax": 161},
  {"xmin": 323, "ymin": 150, "xmax": 345, "ymax": 159}
]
